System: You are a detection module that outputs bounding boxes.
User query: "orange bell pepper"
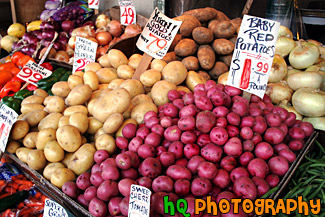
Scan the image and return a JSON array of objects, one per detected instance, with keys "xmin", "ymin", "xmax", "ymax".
[{"xmin": 0, "ymin": 70, "xmax": 14, "ymax": 86}]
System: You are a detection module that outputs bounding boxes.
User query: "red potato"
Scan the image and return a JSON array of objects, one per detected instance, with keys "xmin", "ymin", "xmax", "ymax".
[
  {"xmin": 116, "ymin": 137, "xmax": 129, "ymax": 149},
  {"xmin": 91, "ymin": 164, "xmax": 101, "ymax": 174},
  {"xmin": 251, "ymin": 133, "xmax": 262, "ymax": 145},
  {"xmin": 194, "ymin": 83, "xmax": 206, "ymax": 92},
  {"xmin": 119, "ymin": 197, "xmax": 129, "ymax": 216},
  {"xmin": 224, "ymin": 85, "xmax": 242, "ymax": 96},
  {"xmin": 210, "ymin": 127, "xmax": 228, "ymax": 145},
  {"xmin": 76, "ymin": 172, "xmax": 91, "ymax": 190},
  {"xmin": 197, "ymin": 134, "xmax": 212, "ymax": 147},
  {"xmin": 89, "ymin": 198, "xmax": 107, "ymax": 217},
  {"xmin": 285, "ymin": 112, "xmax": 297, "ymax": 127},
  {"xmin": 179, "ymin": 104, "xmax": 198, "ymax": 117},
  {"xmin": 156, "ymin": 146, "xmax": 167, "ymax": 156},
  {"xmin": 97, "ymin": 180, "xmax": 119, "ymax": 201},
  {"xmin": 182, "ymin": 92, "xmax": 195, "ymax": 105},
  {"xmin": 212, "ymin": 106, "xmax": 229, "ymax": 117},
  {"xmin": 137, "ymin": 176, "xmax": 152, "ymax": 189},
  {"xmin": 226, "ymin": 125, "xmax": 240, "ymax": 137},
  {"xmin": 213, "ymin": 169, "xmax": 230, "ymax": 189},
  {"xmin": 254, "ymin": 142, "xmax": 274, "ymax": 160},
  {"xmin": 272, "ymin": 107, "xmax": 289, "ymax": 121},
  {"xmin": 120, "ymin": 168, "xmax": 138, "ymax": 180},
  {"xmin": 265, "ymin": 113, "xmax": 282, "ymax": 127},
  {"xmin": 162, "ymin": 139, "xmax": 172, "ymax": 149},
  {"xmin": 178, "ymin": 116, "xmax": 196, "ymax": 131},
  {"xmin": 252, "ymin": 176, "xmax": 270, "ymax": 197},
  {"xmin": 115, "ymin": 153, "xmax": 132, "ymax": 170},
  {"xmin": 164, "ymin": 125, "xmax": 182, "ymax": 141},
  {"xmin": 139, "ymin": 157, "xmax": 162, "ymax": 178},
  {"xmin": 194, "ymin": 95, "xmax": 213, "ymax": 111},
  {"xmin": 279, "ymin": 149, "xmax": 296, "ymax": 163},
  {"xmin": 108, "ymin": 197, "xmax": 123, "ymax": 216},
  {"xmin": 201, "ymin": 143, "xmax": 223, "ymax": 163},
  {"xmin": 128, "ymin": 137, "xmax": 143, "ymax": 152},
  {"xmin": 197, "ymin": 161, "xmax": 218, "ymax": 180},
  {"xmin": 187, "ymin": 156, "xmax": 206, "ymax": 174},
  {"xmin": 288, "ymin": 139, "xmax": 304, "ymax": 152},
  {"xmin": 205, "ymin": 80, "xmax": 217, "ymax": 91},
  {"xmin": 274, "ymin": 143, "xmax": 289, "ymax": 153},
  {"xmin": 151, "ymin": 192, "xmax": 178, "ymax": 215},
  {"xmin": 216, "ymin": 191, "xmax": 236, "ymax": 203},
  {"xmin": 90, "ymin": 171, "xmax": 104, "ymax": 187},
  {"xmin": 118, "ymin": 178, "xmax": 137, "ymax": 196},
  {"xmin": 163, "ymin": 103, "xmax": 179, "ymax": 118},
  {"xmin": 279, "ymin": 123, "xmax": 288, "ymax": 136},
  {"xmin": 239, "ymin": 151, "xmax": 254, "ymax": 166},
  {"xmin": 160, "ymin": 116, "xmax": 173, "ymax": 128},
  {"xmin": 174, "ymin": 179, "xmax": 191, "ymax": 196},
  {"xmin": 253, "ymin": 116, "xmax": 267, "ymax": 134},
  {"xmin": 191, "ymin": 177, "xmax": 212, "ymax": 197},
  {"xmin": 289, "ymin": 127, "xmax": 306, "ymax": 140},
  {"xmin": 231, "ymin": 100, "xmax": 249, "ymax": 117},
  {"xmin": 243, "ymin": 140, "xmax": 255, "ymax": 152},
  {"xmin": 151, "ymin": 124, "xmax": 165, "ymax": 136},
  {"xmin": 144, "ymin": 111, "xmax": 158, "ymax": 122},
  {"xmin": 122, "ymin": 123, "xmax": 137, "ymax": 139},
  {"xmin": 136, "ymin": 127, "xmax": 150, "ymax": 140},
  {"xmin": 166, "ymin": 165, "xmax": 192, "ymax": 180},
  {"xmin": 138, "ymin": 144, "xmax": 156, "ymax": 159},
  {"xmin": 224, "ymin": 137, "xmax": 242, "ymax": 157},
  {"xmin": 94, "ymin": 150, "xmax": 109, "ymax": 164},
  {"xmin": 152, "ymin": 175, "xmax": 174, "ymax": 192},
  {"xmin": 160, "ymin": 152, "xmax": 176, "ymax": 167},
  {"xmin": 220, "ymin": 156, "xmax": 237, "ymax": 172},
  {"xmin": 184, "ymin": 143, "xmax": 200, "ymax": 159},
  {"xmin": 230, "ymin": 167, "xmax": 249, "ymax": 183},
  {"xmin": 175, "ymin": 158, "xmax": 188, "ymax": 167},
  {"xmin": 216, "ymin": 117, "xmax": 228, "ymax": 128},
  {"xmin": 168, "ymin": 141, "xmax": 184, "ymax": 159},
  {"xmin": 145, "ymin": 117, "xmax": 160, "ymax": 129},
  {"xmin": 247, "ymin": 158, "xmax": 269, "ymax": 179},
  {"xmin": 172, "ymin": 118, "xmax": 179, "ymax": 125},
  {"xmin": 77, "ymin": 194, "xmax": 89, "ymax": 208},
  {"xmin": 173, "ymin": 99, "xmax": 185, "ymax": 110},
  {"xmin": 196, "ymin": 111, "xmax": 216, "ymax": 133},
  {"xmin": 293, "ymin": 120, "xmax": 302, "ymax": 128},
  {"xmin": 240, "ymin": 127, "xmax": 254, "ymax": 140},
  {"xmin": 62, "ymin": 181, "xmax": 79, "ymax": 199},
  {"xmin": 264, "ymin": 127, "xmax": 285, "ymax": 145},
  {"xmin": 265, "ymin": 174, "xmax": 280, "ymax": 188},
  {"xmin": 194, "ymin": 89, "xmax": 207, "ymax": 98},
  {"xmin": 168, "ymin": 90, "xmax": 181, "ymax": 102},
  {"xmin": 181, "ymin": 131, "xmax": 197, "ymax": 144},
  {"xmin": 125, "ymin": 151, "xmax": 140, "ymax": 168},
  {"xmin": 233, "ymin": 176, "xmax": 257, "ymax": 200},
  {"xmin": 100, "ymin": 158, "xmax": 117, "ymax": 171},
  {"xmin": 263, "ymin": 94, "xmax": 272, "ymax": 104},
  {"xmin": 209, "ymin": 89, "xmax": 227, "ymax": 107},
  {"xmin": 249, "ymin": 105, "xmax": 263, "ymax": 117},
  {"xmin": 226, "ymin": 112, "xmax": 241, "ymax": 126},
  {"xmin": 84, "ymin": 186, "xmax": 98, "ymax": 202},
  {"xmin": 102, "ymin": 165, "xmax": 120, "ymax": 180}
]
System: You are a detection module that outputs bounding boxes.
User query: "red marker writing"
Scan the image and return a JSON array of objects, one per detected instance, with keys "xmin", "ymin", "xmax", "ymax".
[{"xmin": 239, "ymin": 58, "xmax": 251, "ymax": 89}]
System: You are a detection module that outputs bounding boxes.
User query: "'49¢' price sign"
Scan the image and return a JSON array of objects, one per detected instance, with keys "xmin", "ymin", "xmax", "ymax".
[
  {"xmin": 17, "ymin": 60, "xmax": 52, "ymax": 86},
  {"xmin": 88, "ymin": 0, "xmax": 99, "ymax": 9},
  {"xmin": 119, "ymin": 0, "xmax": 136, "ymax": 25}
]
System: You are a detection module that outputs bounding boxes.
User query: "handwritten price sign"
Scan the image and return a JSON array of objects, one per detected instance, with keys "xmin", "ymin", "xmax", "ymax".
[
  {"xmin": 136, "ymin": 8, "xmax": 182, "ymax": 59},
  {"xmin": 73, "ymin": 37, "xmax": 98, "ymax": 73},
  {"xmin": 119, "ymin": 0, "xmax": 136, "ymax": 25},
  {"xmin": 88, "ymin": 0, "xmax": 99, "ymax": 9},
  {"xmin": 128, "ymin": 185, "xmax": 151, "ymax": 217},
  {"xmin": 17, "ymin": 61, "xmax": 52, "ymax": 86},
  {"xmin": 227, "ymin": 15, "xmax": 280, "ymax": 98},
  {"xmin": 0, "ymin": 104, "xmax": 18, "ymax": 152}
]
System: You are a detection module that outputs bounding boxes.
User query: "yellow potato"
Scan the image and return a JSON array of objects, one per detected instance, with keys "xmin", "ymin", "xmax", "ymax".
[
  {"xmin": 151, "ymin": 80, "xmax": 177, "ymax": 106},
  {"xmin": 94, "ymin": 127, "xmax": 106, "ymax": 141},
  {"xmin": 162, "ymin": 61, "xmax": 188, "ymax": 85},
  {"xmin": 68, "ymin": 75, "xmax": 83, "ymax": 89},
  {"xmin": 103, "ymin": 113, "xmax": 124, "ymax": 134},
  {"xmin": 44, "ymin": 140, "xmax": 65, "ymax": 162},
  {"xmin": 44, "ymin": 96, "xmax": 65, "ymax": 113},
  {"xmin": 87, "ymin": 117, "xmax": 103, "ymax": 134},
  {"xmin": 96, "ymin": 68, "xmax": 118, "ymax": 84},
  {"xmin": 68, "ymin": 143, "xmax": 96, "ymax": 175},
  {"xmin": 107, "ymin": 49, "xmax": 128, "ymax": 68},
  {"xmin": 21, "ymin": 95, "xmax": 44, "ymax": 105},
  {"xmin": 151, "ymin": 59, "xmax": 167, "ymax": 72},
  {"xmin": 16, "ymin": 147, "xmax": 32, "ymax": 163},
  {"xmin": 6, "ymin": 140, "xmax": 21, "ymax": 154},
  {"xmin": 89, "ymin": 90, "xmax": 103, "ymax": 102},
  {"xmin": 119, "ymin": 79, "xmax": 145, "ymax": 98},
  {"xmin": 131, "ymin": 94, "xmax": 153, "ymax": 106},
  {"xmin": 186, "ymin": 70, "xmax": 206, "ymax": 91},
  {"xmin": 27, "ymin": 150, "xmax": 47, "ymax": 171},
  {"xmin": 117, "ymin": 64, "xmax": 135, "ymax": 79},
  {"xmin": 62, "ymin": 152, "xmax": 74, "ymax": 167},
  {"xmin": 107, "ymin": 79, "xmax": 125, "ymax": 89},
  {"xmin": 131, "ymin": 102, "xmax": 158, "ymax": 124},
  {"xmin": 95, "ymin": 134, "xmax": 116, "ymax": 154},
  {"xmin": 128, "ymin": 54, "xmax": 142, "ymax": 69},
  {"xmin": 65, "ymin": 84, "xmax": 92, "ymax": 106},
  {"xmin": 43, "ymin": 162, "xmax": 66, "ymax": 181},
  {"xmin": 56, "ymin": 125, "xmax": 82, "ymax": 152},
  {"xmin": 21, "ymin": 103, "xmax": 44, "ymax": 114},
  {"xmin": 98, "ymin": 84, "xmax": 109, "ymax": 89},
  {"xmin": 34, "ymin": 89, "xmax": 48, "ymax": 98},
  {"xmin": 85, "ymin": 62, "xmax": 102, "ymax": 72},
  {"xmin": 84, "ymin": 70, "xmax": 99, "ymax": 91},
  {"xmin": 140, "ymin": 69, "xmax": 161, "ymax": 87},
  {"xmin": 23, "ymin": 132, "xmax": 38, "ymax": 148},
  {"xmin": 38, "ymin": 112, "xmax": 63, "ymax": 130},
  {"xmin": 63, "ymin": 105, "xmax": 88, "ymax": 116},
  {"xmin": 69, "ymin": 112, "xmax": 88, "ymax": 134},
  {"xmin": 74, "ymin": 71, "xmax": 84, "ymax": 77},
  {"xmin": 52, "ymin": 81, "xmax": 71, "ymax": 98},
  {"xmin": 58, "ymin": 116, "xmax": 70, "ymax": 128},
  {"xmin": 36, "ymin": 128, "xmax": 56, "ymax": 150},
  {"xmin": 25, "ymin": 110, "xmax": 48, "ymax": 127},
  {"xmin": 177, "ymin": 86, "xmax": 191, "ymax": 93},
  {"xmin": 10, "ymin": 120, "xmax": 29, "ymax": 140},
  {"xmin": 116, "ymin": 118, "xmax": 137, "ymax": 137},
  {"xmin": 98, "ymin": 54, "xmax": 111, "ymax": 68},
  {"xmin": 51, "ymin": 168, "xmax": 76, "ymax": 189}
]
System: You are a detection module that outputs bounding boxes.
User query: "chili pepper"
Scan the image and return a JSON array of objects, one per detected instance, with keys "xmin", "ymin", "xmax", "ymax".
[
  {"xmin": 0, "ymin": 97, "xmax": 22, "ymax": 114},
  {"xmin": 0, "ymin": 81, "xmax": 21, "ymax": 99},
  {"xmin": 40, "ymin": 62, "xmax": 53, "ymax": 71},
  {"xmin": 26, "ymin": 84, "xmax": 37, "ymax": 91},
  {"xmin": 13, "ymin": 89, "xmax": 32, "ymax": 100},
  {"xmin": 25, "ymin": 198, "xmax": 44, "ymax": 207},
  {"xmin": 36, "ymin": 76, "xmax": 58, "ymax": 92},
  {"xmin": 0, "ymin": 193, "xmax": 11, "ymax": 199},
  {"xmin": 17, "ymin": 202, "xmax": 24, "ymax": 209}
]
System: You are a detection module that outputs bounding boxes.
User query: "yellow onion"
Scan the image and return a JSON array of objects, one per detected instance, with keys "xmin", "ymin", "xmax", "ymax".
[
  {"xmin": 275, "ymin": 36, "xmax": 296, "ymax": 57},
  {"xmin": 292, "ymin": 88, "xmax": 325, "ymax": 117},
  {"xmin": 287, "ymin": 71, "xmax": 323, "ymax": 90},
  {"xmin": 217, "ymin": 71, "xmax": 229, "ymax": 85},
  {"xmin": 266, "ymin": 82, "xmax": 293, "ymax": 104},
  {"xmin": 268, "ymin": 54, "xmax": 287, "ymax": 83},
  {"xmin": 279, "ymin": 102, "xmax": 303, "ymax": 120},
  {"xmin": 289, "ymin": 42, "xmax": 320, "ymax": 69},
  {"xmin": 95, "ymin": 14, "xmax": 110, "ymax": 29},
  {"xmin": 68, "ymin": 36, "xmax": 76, "ymax": 49},
  {"xmin": 278, "ymin": 25, "xmax": 293, "ymax": 38},
  {"xmin": 303, "ymin": 117, "xmax": 325, "ymax": 131}
]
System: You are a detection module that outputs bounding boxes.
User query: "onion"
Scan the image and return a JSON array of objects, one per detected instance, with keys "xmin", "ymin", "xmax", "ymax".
[
  {"xmin": 71, "ymin": 25, "xmax": 95, "ymax": 38},
  {"xmin": 319, "ymin": 46, "xmax": 325, "ymax": 59},
  {"xmin": 287, "ymin": 71, "xmax": 323, "ymax": 90},
  {"xmin": 303, "ymin": 117, "xmax": 325, "ymax": 131},
  {"xmin": 87, "ymin": 37, "xmax": 98, "ymax": 44},
  {"xmin": 39, "ymin": 46, "xmax": 56, "ymax": 59},
  {"xmin": 108, "ymin": 20, "xmax": 123, "ymax": 37},
  {"xmin": 61, "ymin": 20, "xmax": 75, "ymax": 33},
  {"xmin": 278, "ymin": 25, "xmax": 293, "ymax": 39},
  {"xmin": 279, "ymin": 102, "xmax": 303, "ymax": 120},
  {"xmin": 217, "ymin": 71, "xmax": 229, "ymax": 85},
  {"xmin": 319, "ymin": 71, "xmax": 325, "ymax": 91},
  {"xmin": 65, "ymin": 44, "xmax": 74, "ymax": 56},
  {"xmin": 124, "ymin": 24, "xmax": 142, "ymax": 37},
  {"xmin": 268, "ymin": 54, "xmax": 287, "ymax": 83},
  {"xmin": 45, "ymin": 1, "xmax": 60, "ymax": 10},
  {"xmin": 68, "ymin": 36, "xmax": 76, "ymax": 49},
  {"xmin": 41, "ymin": 29, "xmax": 56, "ymax": 40},
  {"xmin": 40, "ymin": 20, "xmax": 60, "ymax": 31},
  {"xmin": 95, "ymin": 32, "xmax": 112, "ymax": 46},
  {"xmin": 275, "ymin": 36, "xmax": 296, "ymax": 57},
  {"xmin": 266, "ymin": 82, "xmax": 293, "ymax": 104},
  {"xmin": 83, "ymin": 21, "xmax": 95, "ymax": 27},
  {"xmin": 96, "ymin": 45, "xmax": 109, "ymax": 59},
  {"xmin": 108, "ymin": 37, "xmax": 120, "ymax": 47},
  {"xmin": 292, "ymin": 88, "xmax": 325, "ymax": 117},
  {"xmin": 96, "ymin": 14, "xmax": 110, "ymax": 29},
  {"xmin": 54, "ymin": 50, "xmax": 70, "ymax": 62},
  {"xmin": 289, "ymin": 42, "xmax": 320, "ymax": 69},
  {"xmin": 307, "ymin": 39, "xmax": 323, "ymax": 46}
]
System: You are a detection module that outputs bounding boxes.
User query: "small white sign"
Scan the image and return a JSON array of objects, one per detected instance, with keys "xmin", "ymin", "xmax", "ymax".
[
  {"xmin": 0, "ymin": 104, "xmax": 18, "ymax": 152},
  {"xmin": 43, "ymin": 199, "xmax": 68, "ymax": 217},
  {"xmin": 73, "ymin": 36, "xmax": 98, "ymax": 73},
  {"xmin": 227, "ymin": 15, "xmax": 280, "ymax": 98},
  {"xmin": 128, "ymin": 184, "xmax": 151, "ymax": 217},
  {"xmin": 88, "ymin": 0, "xmax": 99, "ymax": 9},
  {"xmin": 119, "ymin": 0, "xmax": 136, "ymax": 25},
  {"xmin": 136, "ymin": 8, "xmax": 182, "ymax": 59},
  {"xmin": 17, "ymin": 60, "xmax": 52, "ymax": 86}
]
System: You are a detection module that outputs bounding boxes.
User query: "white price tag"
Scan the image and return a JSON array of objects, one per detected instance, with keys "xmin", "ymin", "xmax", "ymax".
[
  {"xmin": 17, "ymin": 61, "xmax": 52, "ymax": 86},
  {"xmin": 0, "ymin": 104, "xmax": 18, "ymax": 152},
  {"xmin": 43, "ymin": 199, "xmax": 68, "ymax": 217},
  {"xmin": 88, "ymin": 0, "xmax": 99, "ymax": 9},
  {"xmin": 73, "ymin": 37, "xmax": 98, "ymax": 73},
  {"xmin": 136, "ymin": 8, "xmax": 182, "ymax": 59},
  {"xmin": 128, "ymin": 185, "xmax": 151, "ymax": 217},
  {"xmin": 119, "ymin": 0, "xmax": 136, "ymax": 25},
  {"xmin": 227, "ymin": 15, "xmax": 280, "ymax": 98}
]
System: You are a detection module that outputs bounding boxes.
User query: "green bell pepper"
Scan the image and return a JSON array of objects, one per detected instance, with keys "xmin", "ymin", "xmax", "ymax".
[
  {"xmin": 51, "ymin": 68, "xmax": 67, "ymax": 80},
  {"xmin": 60, "ymin": 71, "xmax": 72, "ymax": 81},
  {"xmin": 0, "ymin": 96, "xmax": 22, "ymax": 114},
  {"xmin": 13, "ymin": 89, "xmax": 33, "ymax": 100},
  {"xmin": 36, "ymin": 76, "xmax": 59, "ymax": 92}
]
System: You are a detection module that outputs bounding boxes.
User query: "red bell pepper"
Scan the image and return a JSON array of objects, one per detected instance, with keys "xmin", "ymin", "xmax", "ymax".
[
  {"xmin": 0, "ymin": 81, "xmax": 21, "ymax": 98},
  {"xmin": 27, "ymin": 84, "xmax": 37, "ymax": 91},
  {"xmin": 40, "ymin": 62, "xmax": 53, "ymax": 71}
]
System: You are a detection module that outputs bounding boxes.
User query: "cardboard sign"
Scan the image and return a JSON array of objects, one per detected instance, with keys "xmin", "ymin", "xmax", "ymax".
[
  {"xmin": 136, "ymin": 8, "xmax": 182, "ymax": 59},
  {"xmin": 128, "ymin": 184, "xmax": 151, "ymax": 217},
  {"xmin": 0, "ymin": 104, "xmax": 18, "ymax": 152},
  {"xmin": 88, "ymin": 0, "xmax": 99, "ymax": 9},
  {"xmin": 73, "ymin": 36, "xmax": 98, "ymax": 73},
  {"xmin": 119, "ymin": 0, "xmax": 136, "ymax": 25},
  {"xmin": 227, "ymin": 15, "xmax": 280, "ymax": 98},
  {"xmin": 17, "ymin": 60, "xmax": 52, "ymax": 86},
  {"xmin": 43, "ymin": 199, "xmax": 69, "ymax": 217}
]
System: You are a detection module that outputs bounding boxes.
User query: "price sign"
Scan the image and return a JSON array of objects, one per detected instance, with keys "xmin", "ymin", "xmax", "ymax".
[
  {"xmin": 73, "ymin": 37, "xmax": 98, "ymax": 73},
  {"xmin": 17, "ymin": 60, "xmax": 52, "ymax": 86},
  {"xmin": 227, "ymin": 15, "xmax": 280, "ymax": 98},
  {"xmin": 136, "ymin": 8, "xmax": 182, "ymax": 59},
  {"xmin": 43, "ymin": 199, "xmax": 69, "ymax": 217},
  {"xmin": 128, "ymin": 185, "xmax": 151, "ymax": 217},
  {"xmin": 0, "ymin": 104, "xmax": 18, "ymax": 152},
  {"xmin": 119, "ymin": 0, "xmax": 136, "ymax": 25},
  {"xmin": 88, "ymin": 0, "xmax": 99, "ymax": 9}
]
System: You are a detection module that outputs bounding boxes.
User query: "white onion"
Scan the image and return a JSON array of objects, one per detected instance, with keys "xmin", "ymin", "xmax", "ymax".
[
  {"xmin": 305, "ymin": 64, "xmax": 320, "ymax": 72},
  {"xmin": 319, "ymin": 71, "xmax": 325, "ymax": 91},
  {"xmin": 95, "ymin": 14, "xmax": 110, "ymax": 29},
  {"xmin": 307, "ymin": 39, "xmax": 323, "ymax": 46},
  {"xmin": 303, "ymin": 117, "xmax": 325, "ymax": 131},
  {"xmin": 268, "ymin": 54, "xmax": 287, "ymax": 83},
  {"xmin": 287, "ymin": 71, "xmax": 323, "ymax": 90},
  {"xmin": 275, "ymin": 36, "xmax": 296, "ymax": 57},
  {"xmin": 278, "ymin": 25, "xmax": 293, "ymax": 39},
  {"xmin": 217, "ymin": 71, "xmax": 229, "ymax": 85},
  {"xmin": 266, "ymin": 82, "xmax": 293, "ymax": 104},
  {"xmin": 319, "ymin": 46, "xmax": 325, "ymax": 59},
  {"xmin": 289, "ymin": 42, "xmax": 320, "ymax": 69},
  {"xmin": 292, "ymin": 88, "xmax": 325, "ymax": 117}
]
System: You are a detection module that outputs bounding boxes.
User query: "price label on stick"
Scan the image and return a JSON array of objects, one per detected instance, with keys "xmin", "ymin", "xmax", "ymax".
[
  {"xmin": 73, "ymin": 36, "xmax": 98, "ymax": 73},
  {"xmin": 136, "ymin": 8, "xmax": 182, "ymax": 59},
  {"xmin": 17, "ymin": 60, "xmax": 52, "ymax": 86},
  {"xmin": 227, "ymin": 15, "xmax": 280, "ymax": 98},
  {"xmin": 88, "ymin": 0, "xmax": 99, "ymax": 9},
  {"xmin": 119, "ymin": 0, "xmax": 136, "ymax": 25},
  {"xmin": 128, "ymin": 185, "xmax": 151, "ymax": 217},
  {"xmin": 0, "ymin": 104, "xmax": 18, "ymax": 152}
]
